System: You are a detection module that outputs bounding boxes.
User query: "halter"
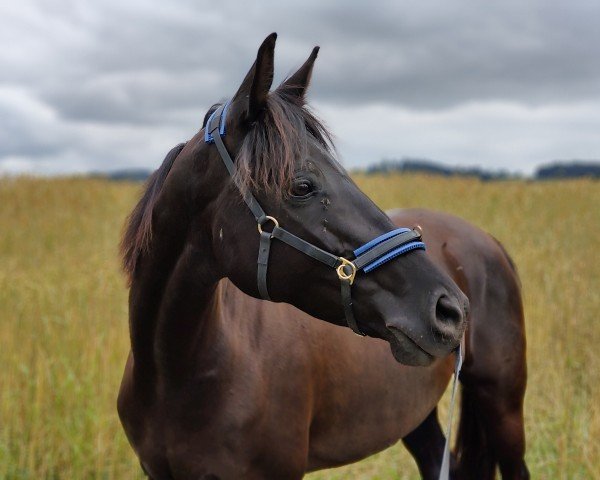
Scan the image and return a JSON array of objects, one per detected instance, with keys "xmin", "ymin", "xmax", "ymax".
[{"xmin": 205, "ymin": 102, "xmax": 426, "ymax": 335}]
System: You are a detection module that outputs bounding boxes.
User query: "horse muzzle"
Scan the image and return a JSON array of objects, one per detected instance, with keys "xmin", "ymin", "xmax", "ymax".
[{"xmin": 384, "ymin": 288, "xmax": 468, "ymax": 364}]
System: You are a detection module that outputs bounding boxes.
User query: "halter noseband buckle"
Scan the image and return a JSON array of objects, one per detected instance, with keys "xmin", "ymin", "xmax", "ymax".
[{"xmin": 337, "ymin": 258, "xmax": 357, "ymax": 285}]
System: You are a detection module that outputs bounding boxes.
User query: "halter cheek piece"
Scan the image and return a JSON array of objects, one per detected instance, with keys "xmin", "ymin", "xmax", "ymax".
[{"xmin": 205, "ymin": 102, "xmax": 425, "ymax": 336}]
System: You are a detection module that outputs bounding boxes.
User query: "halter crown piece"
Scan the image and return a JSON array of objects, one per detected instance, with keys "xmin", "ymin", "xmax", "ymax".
[{"xmin": 205, "ymin": 102, "xmax": 425, "ymax": 335}]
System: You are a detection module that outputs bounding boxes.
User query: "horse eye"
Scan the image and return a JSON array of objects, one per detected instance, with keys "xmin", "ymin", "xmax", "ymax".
[{"xmin": 291, "ymin": 178, "xmax": 314, "ymax": 198}]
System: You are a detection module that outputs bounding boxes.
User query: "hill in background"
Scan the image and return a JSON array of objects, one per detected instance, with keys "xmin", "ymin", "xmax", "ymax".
[
  {"xmin": 362, "ymin": 159, "xmax": 600, "ymax": 181},
  {"xmin": 93, "ymin": 159, "xmax": 600, "ymax": 182},
  {"xmin": 535, "ymin": 161, "xmax": 600, "ymax": 179}
]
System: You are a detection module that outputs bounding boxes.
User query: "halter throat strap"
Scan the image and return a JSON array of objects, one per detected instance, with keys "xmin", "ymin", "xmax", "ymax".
[{"xmin": 205, "ymin": 103, "xmax": 425, "ymax": 335}]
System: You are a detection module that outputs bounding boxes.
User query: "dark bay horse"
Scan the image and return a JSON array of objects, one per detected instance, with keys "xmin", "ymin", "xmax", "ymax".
[{"xmin": 117, "ymin": 34, "xmax": 528, "ymax": 479}]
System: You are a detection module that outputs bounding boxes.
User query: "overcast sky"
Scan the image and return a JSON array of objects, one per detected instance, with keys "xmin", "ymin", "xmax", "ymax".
[{"xmin": 1, "ymin": 0, "xmax": 599, "ymax": 175}]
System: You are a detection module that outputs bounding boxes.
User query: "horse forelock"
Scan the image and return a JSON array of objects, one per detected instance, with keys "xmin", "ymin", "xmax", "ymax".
[{"xmin": 234, "ymin": 88, "xmax": 336, "ymax": 198}]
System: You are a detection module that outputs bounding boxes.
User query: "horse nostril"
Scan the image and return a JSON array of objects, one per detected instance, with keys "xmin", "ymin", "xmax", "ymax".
[{"xmin": 435, "ymin": 294, "xmax": 463, "ymax": 327}]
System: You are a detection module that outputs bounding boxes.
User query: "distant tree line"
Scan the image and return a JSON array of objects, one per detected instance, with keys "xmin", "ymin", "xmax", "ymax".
[
  {"xmin": 361, "ymin": 158, "xmax": 600, "ymax": 181},
  {"xmin": 97, "ymin": 159, "xmax": 600, "ymax": 182},
  {"xmin": 90, "ymin": 168, "xmax": 152, "ymax": 182},
  {"xmin": 535, "ymin": 161, "xmax": 600, "ymax": 179}
]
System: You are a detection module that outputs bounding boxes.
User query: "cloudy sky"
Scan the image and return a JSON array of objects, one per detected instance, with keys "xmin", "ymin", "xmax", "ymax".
[{"xmin": 1, "ymin": 0, "xmax": 599, "ymax": 175}]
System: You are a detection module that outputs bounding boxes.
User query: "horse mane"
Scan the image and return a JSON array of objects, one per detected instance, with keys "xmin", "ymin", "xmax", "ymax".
[
  {"xmin": 120, "ymin": 87, "xmax": 334, "ymax": 280},
  {"xmin": 235, "ymin": 85, "xmax": 335, "ymax": 196},
  {"xmin": 120, "ymin": 142, "xmax": 186, "ymax": 280}
]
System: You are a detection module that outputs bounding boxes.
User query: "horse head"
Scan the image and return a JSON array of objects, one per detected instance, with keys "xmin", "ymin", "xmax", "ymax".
[{"xmin": 130, "ymin": 33, "xmax": 469, "ymax": 366}]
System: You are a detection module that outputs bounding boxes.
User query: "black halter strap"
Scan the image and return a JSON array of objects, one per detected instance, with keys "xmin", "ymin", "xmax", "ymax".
[{"xmin": 205, "ymin": 103, "xmax": 425, "ymax": 336}]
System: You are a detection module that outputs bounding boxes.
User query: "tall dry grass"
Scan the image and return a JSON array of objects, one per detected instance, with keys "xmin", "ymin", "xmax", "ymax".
[{"xmin": 0, "ymin": 175, "xmax": 598, "ymax": 479}]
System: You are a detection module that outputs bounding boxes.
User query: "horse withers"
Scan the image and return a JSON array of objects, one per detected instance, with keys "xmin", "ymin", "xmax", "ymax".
[{"xmin": 117, "ymin": 34, "xmax": 527, "ymax": 479}]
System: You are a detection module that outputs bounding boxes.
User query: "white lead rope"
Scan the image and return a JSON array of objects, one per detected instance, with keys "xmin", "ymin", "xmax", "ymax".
[{"xmin": 438, "ymin": 338, "xmax": 464, "ymax": 480}]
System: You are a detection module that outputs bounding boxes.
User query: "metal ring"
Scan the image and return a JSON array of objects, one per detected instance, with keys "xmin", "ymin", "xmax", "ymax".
[
  {"xmin": 337, "ymin": 258, "xmax": 357, "ymax": 285},
  {"xmin": 257, "ymin": 216, "xmax": 279, "ymax": 234},
  {"xmin": 413, "ymin": 224, "xmax": 423, "ymax": 237}
]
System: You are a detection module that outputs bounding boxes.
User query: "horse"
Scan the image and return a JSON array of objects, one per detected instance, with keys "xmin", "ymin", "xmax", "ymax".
[{"xmin": 117, "ymin": 34, "xmax": 528, "ymax": 480}]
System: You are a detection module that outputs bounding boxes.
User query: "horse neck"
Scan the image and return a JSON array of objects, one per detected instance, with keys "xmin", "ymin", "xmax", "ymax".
[{"xmin": 128, "ymin": 167, "xmax": 226, "ymax": 389}]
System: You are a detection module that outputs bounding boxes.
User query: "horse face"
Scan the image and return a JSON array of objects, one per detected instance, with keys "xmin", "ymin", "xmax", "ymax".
[{"xmin": 206, "ymin": 34, "xmax": 468, "ymax": 366}]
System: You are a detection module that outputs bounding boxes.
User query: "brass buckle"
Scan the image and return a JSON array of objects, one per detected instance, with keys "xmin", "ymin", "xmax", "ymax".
[
  {"xmin": 337, "ymin": 257, "xmax": 357, "ymax": 285},
  {"xmin": 257, "ymin": 216, "xmax": 279, "ymax": 235}
]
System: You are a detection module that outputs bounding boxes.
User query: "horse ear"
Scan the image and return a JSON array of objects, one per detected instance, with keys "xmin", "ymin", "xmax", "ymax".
[
  {"xmin": 278, "ymin": 46, "xmax": 319, "ymax": 100},
  {"xmin": 233, "ymin": 32, "xmax": 277, "ymax": 123}
]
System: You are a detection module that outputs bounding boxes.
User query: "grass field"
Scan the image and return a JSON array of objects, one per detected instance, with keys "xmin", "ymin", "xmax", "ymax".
[{"xmin": 0, "ymin": 174, "xmax": 598, "ymax": 479}]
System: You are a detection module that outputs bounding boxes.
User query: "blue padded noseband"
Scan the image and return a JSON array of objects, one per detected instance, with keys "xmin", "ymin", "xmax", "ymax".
[{"xmin": 354, "ymin": 228, "xmax": 425, "ymax": 273}]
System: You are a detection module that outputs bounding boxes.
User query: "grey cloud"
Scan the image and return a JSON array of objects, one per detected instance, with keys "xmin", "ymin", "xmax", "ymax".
[
  {"xmin": 0, "ymin": 0, "xmax": 599, "ymax": 171},
  {"xmin": 40, "ymin": 69, "xmax": 224, "ymax": 124},
  {"xmin": 11, "ymin": 1, "xmax": 600, "ymax": 124},
  {"xmin": 0, "ymin": 90, "xmax": 66, "ymax": 158},
  {"xmin": 304, "ymin": 3, "xmax": 600, "ymax": 108}
]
